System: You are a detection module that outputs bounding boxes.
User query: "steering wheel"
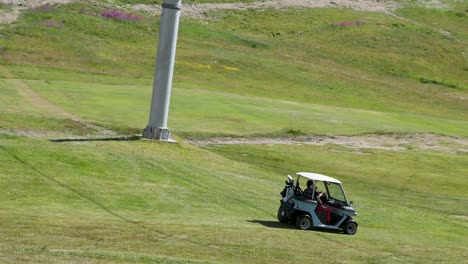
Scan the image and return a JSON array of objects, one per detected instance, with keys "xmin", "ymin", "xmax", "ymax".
[{"xmin": 319, "ymin": 192, "xmax": 329, "ymax": 203}]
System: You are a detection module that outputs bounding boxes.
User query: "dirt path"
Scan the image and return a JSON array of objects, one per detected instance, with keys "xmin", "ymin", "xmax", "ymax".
[
  {"xmin": 0, "ymin": 0, "xmax": 76, "ymax": 23},
  {"xmin": 0, "ymin": 65, "xmax": 81, "ymax": 121},
  {"xmin": 0, "ymin": 0, "xmax": 72, "ymax": 6},
  {"xmin": 186, "ymin": 133, "xmax": 468, "ymax": 154},
  {"xmin": 1, "ymin": 0, "xmax": 401, "ymax": 24},
  {"xmin": 0, "ymin": 65, "xmax": 116, "ymax": 136},
  {"xmin": 1, "ymin": 0, "xmax": 451, "ymax": 24},
  {"xmin": 132, "ymin": 0, "xmax": 399, "ymax": 18}
]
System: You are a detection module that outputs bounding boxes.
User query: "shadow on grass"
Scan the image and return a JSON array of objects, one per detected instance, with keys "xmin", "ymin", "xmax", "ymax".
[
  {"xmin": 49, "ymin": 135, "xmax": 140, "ymax": 143},
  {"xmin": 247, "ymin": 220, "xmax": 296, "ymax": 229},
  {"xmin": 247, "ymin": 220, "xmax": 345, "ymax": 235}
]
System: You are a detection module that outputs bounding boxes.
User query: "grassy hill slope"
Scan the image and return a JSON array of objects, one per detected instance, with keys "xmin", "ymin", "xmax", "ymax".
[
  {"xmin": 0, "ymin": 0, "xmax": 467, "ymax": 263},
  {"xmin": 1, "ymin": 134, "xmax": 467, "ymax": 263}
]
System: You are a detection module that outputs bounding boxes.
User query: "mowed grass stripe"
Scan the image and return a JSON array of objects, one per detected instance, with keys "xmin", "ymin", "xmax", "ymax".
[{"xmin": 16, "ymin": 78, "xmax": 468, "ymax": 137}]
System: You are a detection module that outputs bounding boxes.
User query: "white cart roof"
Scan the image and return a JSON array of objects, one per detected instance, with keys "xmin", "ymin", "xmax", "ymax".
[{"xmin": 296, "ymin": 172, "xmax": 342, "ymax": 184}]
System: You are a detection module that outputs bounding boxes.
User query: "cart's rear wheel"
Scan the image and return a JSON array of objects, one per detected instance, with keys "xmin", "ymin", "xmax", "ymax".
[
  {"xmin": 295, "ymin": 214, "xmax": 312, "ymax": 230},
  {"xmin": 343, "ymin": 221, "xmax": 358, "ymax": 235}
]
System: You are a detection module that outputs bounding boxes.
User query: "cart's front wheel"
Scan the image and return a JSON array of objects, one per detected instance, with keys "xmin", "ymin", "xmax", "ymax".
[
  {"xmin": 296, "ymin": 214, "xmax": 312, "ymax": 230},
  {"xmin": 343, "ymin": 221, "xmax": 358, "ymax": 235}
]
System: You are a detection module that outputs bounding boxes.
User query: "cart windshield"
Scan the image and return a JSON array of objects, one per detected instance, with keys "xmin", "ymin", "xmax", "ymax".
[{"xmin": 327, "ymin": 182, "xmax": 347, "ymax": 203}]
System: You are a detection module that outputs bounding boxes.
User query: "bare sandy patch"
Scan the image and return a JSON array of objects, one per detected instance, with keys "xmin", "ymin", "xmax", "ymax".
[
  {"xmin": 0, "ymin": 0, "xmax": 78, "ymax": 23},
  {"xmin": 0, "ymin": 8, "xmax": 20, "ymax": 24},
  {"xmin": 132, "ymin": 0, "xmax": 399, "ymax": 19},
  {"xmin": 0, "ymin": 0, "xmax": 75, "ymax": 8},
  {"xmin": 0, "ymin": 0, "xmax": 454, "ymax": 24},
  {"xmin": 450, "ymin": 214, "xmax": 468, "ymax": 221},
  {"xmin": 0, "ymin": 128, "xmax": 70, "ymax": 138},
  {"xmin": 186, "ymin": 133, "xmax": 468, "ymax": 154}
]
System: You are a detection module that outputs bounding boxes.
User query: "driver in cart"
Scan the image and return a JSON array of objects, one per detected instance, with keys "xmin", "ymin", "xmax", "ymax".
[{"xmin": 304, "ymin": 180, "xmax": 332, "ymax": 224}]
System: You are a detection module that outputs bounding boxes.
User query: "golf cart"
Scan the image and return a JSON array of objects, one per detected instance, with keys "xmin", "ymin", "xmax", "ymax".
[{"xmin": 278, "ymin": 172, "xmax": 358, "ymax": 235}]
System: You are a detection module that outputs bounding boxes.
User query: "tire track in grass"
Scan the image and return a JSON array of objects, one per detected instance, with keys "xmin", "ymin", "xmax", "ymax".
[
  {"xmin": 0, "ymin": 64, "xmax": 116, "ymax": 136},
  {"xmin": 0, "ymin": 144, "xmax": 175, "ymax": 245},
  {"xmin": 0, "ymin": 144, "xmax": 235, "ymax": 252}
]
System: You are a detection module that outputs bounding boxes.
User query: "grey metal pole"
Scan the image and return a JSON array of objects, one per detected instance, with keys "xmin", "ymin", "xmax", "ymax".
[{"xmin": 142, "ymin": 0, "xmax": 181, "ymax": 142}]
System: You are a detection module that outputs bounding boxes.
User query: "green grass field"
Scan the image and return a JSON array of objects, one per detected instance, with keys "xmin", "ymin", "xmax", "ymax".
[{"xmin": 0, "ymin": 0, "xmax": 467, "ymax": 263}]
